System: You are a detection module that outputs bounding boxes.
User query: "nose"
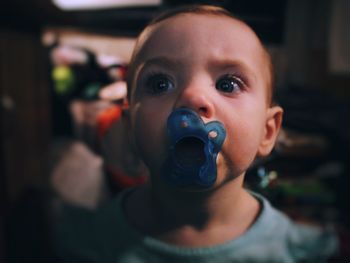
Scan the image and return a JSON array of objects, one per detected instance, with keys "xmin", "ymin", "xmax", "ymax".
[{"xmin": 174, "ymin": 81, "xmax": 215, "ymax": 119}]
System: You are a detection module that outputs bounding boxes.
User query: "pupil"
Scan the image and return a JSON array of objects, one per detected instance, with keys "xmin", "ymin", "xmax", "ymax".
[
  {"xmin": 155, "ymin": 78, "xmax": 168, "ymax": 91},
  {"xmin": 216, "ymin": 78, "xmax": 235, "ymax": 93},
  {"xmin": 158, "ymin": 80, "xmax": 166, "ymax": 89},
  {"xmin": 220, "ymin": 79, "xmax": 233, "ymax": 92}
]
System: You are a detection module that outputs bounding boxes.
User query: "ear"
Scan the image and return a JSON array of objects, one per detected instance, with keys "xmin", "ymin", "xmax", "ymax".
[{"xmin": 257, "ymin": 106, "xmax": 283, "ymax": 157}]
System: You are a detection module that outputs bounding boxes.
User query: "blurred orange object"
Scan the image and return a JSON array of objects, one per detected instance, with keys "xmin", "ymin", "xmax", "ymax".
[
  {"xmin": 105, "ymin": 166, "xmax": 148, "ymax": 190},
  {"xmin": 97, "ymin": 105, "xmax": 122, "ymax": 139}
]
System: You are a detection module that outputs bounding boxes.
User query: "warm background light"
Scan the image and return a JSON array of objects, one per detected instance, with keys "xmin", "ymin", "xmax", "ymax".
[{"xmin": 53, "ymin": 0, "xmax": 162, "ymax": 11}]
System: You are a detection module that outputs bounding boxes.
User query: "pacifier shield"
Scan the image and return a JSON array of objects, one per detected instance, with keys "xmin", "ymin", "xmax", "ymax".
[{"xmin": 163, "ymin": 108, "xmax": 226, "ymax": 188}]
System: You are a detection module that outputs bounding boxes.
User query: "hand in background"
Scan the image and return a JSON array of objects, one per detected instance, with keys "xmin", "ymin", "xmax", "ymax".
[
  {"xmin": 68, "ymin": 81, "xmax": 127, "ymax": 151},
  {"xmin": 51, "ymin": 140, "xmax": 106, "ymax": 209},
  {"xmin": 50, "ymin": 81, "xmax": 141, "ymax": 208}
]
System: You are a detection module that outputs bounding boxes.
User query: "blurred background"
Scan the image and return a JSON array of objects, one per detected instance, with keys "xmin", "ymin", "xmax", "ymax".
[{"xmin": 1, "ymin": 0, "xmax": 350, "ymax": 262}]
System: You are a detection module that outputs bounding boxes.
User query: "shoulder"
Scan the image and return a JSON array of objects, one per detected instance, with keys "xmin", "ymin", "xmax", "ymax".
[
  {"xmin": 249, "ymin": 192, "xmax": 338, "ymax": 261},
  {"xmin": 54, "ymin": 189, "xmax": 137, "ymax": 262},
  {"xmin": 53, "ymin": 201, "xmax": 100, "ymax": 262}
]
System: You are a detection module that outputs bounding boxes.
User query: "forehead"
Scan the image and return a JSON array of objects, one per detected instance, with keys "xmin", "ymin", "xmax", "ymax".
[
  {"xmin": 134, "ymin": 14, "xmax": 267, "ymax": 67},
  {"xmin": 129, "ymin": 13, "xmax": 272, "ymax": 101}
]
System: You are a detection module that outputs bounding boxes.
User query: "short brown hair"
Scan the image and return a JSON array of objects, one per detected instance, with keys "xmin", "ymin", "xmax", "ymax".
[{"xmin": 127, "ymin": 5, "xmax": 274, "ymax": 104}]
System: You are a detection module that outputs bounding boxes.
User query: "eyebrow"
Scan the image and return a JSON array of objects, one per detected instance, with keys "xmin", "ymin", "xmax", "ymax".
[
  {"xmin": 205, "ymin": 58, "xmax": 258, "ymax": 88},
  {"xmin": 139, "ymin": 56, "xmax": 182, "ymax": 71},
  {"xmin": 136, "ymin": 56, "xmax": 257, "ymax": 84},
  {"xmin": 207, "ymin": 59, "xmax": 256, "ymax": 78}
]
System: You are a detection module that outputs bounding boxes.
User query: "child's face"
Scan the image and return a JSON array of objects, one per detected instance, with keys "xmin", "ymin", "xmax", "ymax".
[{"xmin": 129, "ymin": 14, "xmax": 282, "ymax": 189}]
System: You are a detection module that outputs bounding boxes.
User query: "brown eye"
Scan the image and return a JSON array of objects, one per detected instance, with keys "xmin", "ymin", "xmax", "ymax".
[
  {"xmin": 146, "ymin": 74, "xmax": 174, "ymax": 94},
  {"xmin": 216, "ymin": 74, "xmax": 244, "ymax": 93}
]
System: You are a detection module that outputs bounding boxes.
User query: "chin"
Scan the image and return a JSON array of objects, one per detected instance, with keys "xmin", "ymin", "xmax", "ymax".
[{"xmin": 173, "ymin": 184, "xmax": 215, "ymax": 193}]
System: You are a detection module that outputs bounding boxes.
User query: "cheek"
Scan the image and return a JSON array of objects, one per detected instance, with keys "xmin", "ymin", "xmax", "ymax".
[
  {"xmin": 225, "ymin": 122, "xmax": 258, "ymax": 166},
  {"xmin": 221, "ymin": 106, "xmax": 266, "ymax": 172},
  {"xmin": 131, "ymin": 102, "xmax": 168, "ymax": 171}
]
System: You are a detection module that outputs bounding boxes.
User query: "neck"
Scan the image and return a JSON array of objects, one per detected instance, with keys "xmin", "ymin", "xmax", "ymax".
[
  {"xmin": 125, "ymin": 175, "xmax": 260, "ymax": 247},
  {"xmin": 153, "ymin": 177, "xmax": 245, "ymax": 225}
]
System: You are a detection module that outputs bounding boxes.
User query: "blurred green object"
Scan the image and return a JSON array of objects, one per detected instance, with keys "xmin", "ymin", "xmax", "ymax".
[
  {"xmin": 52, "ymin": 66, "xmax": 75, "ymax": 96},
  {"xmin": 257, "ymin": 167, "xmax": 278, "ymax": 188},
  {"xmin": 82, "ymin": 83, "xmax": 101, "ymax": 100},
  {"xmin": 274, "ymin": 180, "xmax": 336, "ymax": 204}
]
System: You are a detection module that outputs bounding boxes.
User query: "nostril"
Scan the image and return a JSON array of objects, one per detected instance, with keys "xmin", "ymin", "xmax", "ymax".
[{"xmin": 199, "ymin": 107, "xmax": 208, "ymax": 115}]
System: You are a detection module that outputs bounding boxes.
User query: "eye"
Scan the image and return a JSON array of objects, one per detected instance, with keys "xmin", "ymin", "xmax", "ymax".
[
  {"xmin": 146, "ymin": 73, "xmax": 174, "ymax": 94},
  {"xmin": 216, "ymin": 74, "xmax": 245, "ymax": 93}
]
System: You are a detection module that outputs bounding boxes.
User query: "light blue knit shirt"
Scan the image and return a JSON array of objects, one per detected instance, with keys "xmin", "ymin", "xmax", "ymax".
[{"xmin": 56, "ymin": 189, "xmax": 338, "ymax": 263}]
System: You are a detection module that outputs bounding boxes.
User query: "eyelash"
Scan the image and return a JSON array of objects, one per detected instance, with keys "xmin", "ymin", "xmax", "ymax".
[
  {"xmin": 141, "ymin": 71, "xmax": 175, "ymax": 95},
  {"xmin": 139, "ymin": 71, "xmax": 247, "ymax": 96},
  {"xmin": 215, "ymin": 74, "xmax": 247, "ymax": 94}
]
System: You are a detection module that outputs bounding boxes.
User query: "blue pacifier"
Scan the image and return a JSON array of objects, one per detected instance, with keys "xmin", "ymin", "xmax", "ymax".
[{"xmin": 163, "ymin": 108, "xmax": 226, "ymax": 188}]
